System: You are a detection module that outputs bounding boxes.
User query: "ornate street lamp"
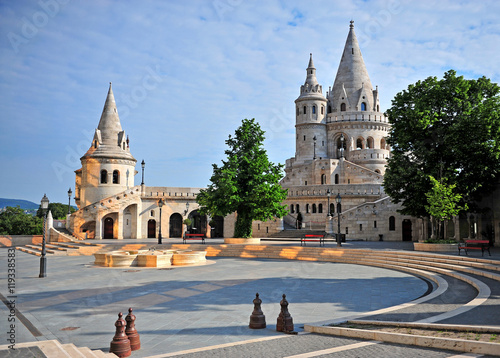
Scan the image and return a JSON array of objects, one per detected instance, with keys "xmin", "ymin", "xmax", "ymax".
[
  {"xmin": 67, "ymin": 188, "xmax": 72, "ymax": 216},
  {"xmin": 141, "ymin": 160, "xmax": 145, "ymax": 185},
  {"xmin": 158, "ymin": 199, "xmax": 164, "ymax": 245},
  {"xmin": 39, "ymin": 194, "xmax": 49, "ymax": 278},
  {"xmin": 336, "ymin": 193, "xmax": 342, "ymax": 247},
  {"xmin": 326, "ymin": 189, "xmax": 331, "ymax": 217},
  {"xmin": 313, "ymin": 136, "xmax": 317, "ymax": 160},
  {"xmin": 184, "ymin": 201, "xmax": 190, "ymax": 216}
]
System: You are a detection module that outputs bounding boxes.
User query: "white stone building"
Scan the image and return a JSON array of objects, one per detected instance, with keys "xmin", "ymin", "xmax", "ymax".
[{"xmin": 69, "ymin": 21, "xmax": 500, "ymax": 245}]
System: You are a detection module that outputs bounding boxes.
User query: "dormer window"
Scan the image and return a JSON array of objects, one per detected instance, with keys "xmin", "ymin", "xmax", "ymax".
[
  {"xmin": 340, "ymin": 103, "xmax": 346, "ymax": 111},
  {"xmin": 361, "ymin": 102, "xmax": 367, "ymax": 111},
  {"xmin": 303, "ymin": 106, "xmax": 306, "ymax": 114},
  {"xmin": 312, "ymin": 105, "xmax": 316, "ymax": 114}
]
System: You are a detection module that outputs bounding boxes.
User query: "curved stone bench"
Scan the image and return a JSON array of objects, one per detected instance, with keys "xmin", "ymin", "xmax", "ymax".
[
  {"xmin": 137, "ymin": 250, "xmax": 174, "ymax": 268},
  {"xmin": 94, "ymin": 249, "xmax": 207, "ymax": 267}
]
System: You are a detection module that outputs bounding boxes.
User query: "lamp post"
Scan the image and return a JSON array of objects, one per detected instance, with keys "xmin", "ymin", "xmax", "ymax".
[
  {"xmin": 313, "ymin": 136, "xmax": 317, "ymax": 160},
  {"xmin": 141, "ymin": 160, "xmax": 145, "ymax": 185},
  {"xmin": 336, "ymin": 193, "xmax": 342, "ymax": 247},
  {"xmin": 39, "ymin": 194, "xmax": 49, "ymax": 278},
  {"xmin": 326, "ymin": 189, "xmax": 331, "ymax": 217},
  {"xmin": 67, "ymin": 188, "xmax": 72, "ymax": 216},
  {"xmin": 158, "ymin": 199, "xmax": 163, "ymax": 245},
  {"xmin": 184, "ymin": 202, "xmax": 190, "ymax": 216}
]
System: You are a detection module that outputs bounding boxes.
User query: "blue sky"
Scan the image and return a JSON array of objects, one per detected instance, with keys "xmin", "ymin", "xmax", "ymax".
[{"xmin": 0, "ymin": 0, "xmax": 499, "ymax": 205}]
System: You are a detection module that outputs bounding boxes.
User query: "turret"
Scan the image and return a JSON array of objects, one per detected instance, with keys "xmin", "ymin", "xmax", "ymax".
[
  {"xmin": 75, "ymin": 83, "xmax": 137, "ymax": 208},
  {"xmin": 294, "ymin": 54, "xmax": 328, "ymax": 162}
]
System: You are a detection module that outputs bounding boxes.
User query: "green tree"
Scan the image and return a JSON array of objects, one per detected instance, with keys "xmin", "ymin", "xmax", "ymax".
[
  {"xmin": 197, "ymin": 118, "xmax": 288, "ymax": 238},
  {"xmin": 425, "ymin": 176, "xmax": 467, "ymax": 239},
  {"xmin": 36, "ymin": 202, "xmax": 75, "ymax": 219},
  {"xmin": 0, "ymin": 206, "xmax": 43, "ymax": 235},
  {"xmin": 384, "ymin": 70, "xmax": 500, "ymax": 217}
]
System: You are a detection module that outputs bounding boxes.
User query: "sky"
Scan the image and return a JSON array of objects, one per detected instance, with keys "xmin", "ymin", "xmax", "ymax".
[{"xmin": 0, "ymin": 0, "xmax": 499, "ymax": 205}]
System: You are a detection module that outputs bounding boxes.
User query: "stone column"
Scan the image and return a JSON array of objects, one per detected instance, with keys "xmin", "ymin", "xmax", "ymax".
[
  {"xmin": 95, "ymin": 211, "xmax": 103, "ymax": 240},
  {"xmin": 117, "ymin": 211, "xmax": 123, "ymax": 240}
]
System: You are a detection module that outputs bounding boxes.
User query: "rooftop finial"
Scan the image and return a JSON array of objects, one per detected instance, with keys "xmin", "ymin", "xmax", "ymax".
[{"xmin": 350, "ymin": 20, "xmax": 354, "ymax": 29}]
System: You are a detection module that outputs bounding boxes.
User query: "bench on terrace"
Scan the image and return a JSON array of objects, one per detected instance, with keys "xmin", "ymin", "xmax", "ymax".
[
  {"xmin": 458, "ymin": 239, "xmax": 491, "ymax": 257},
  {"xmin": 301, "ymin": 234, "xmax": 325, "ymax": 247},
  {"xmin": 183, "ymin": 233, "xmax": 206, "ymax": 244}
]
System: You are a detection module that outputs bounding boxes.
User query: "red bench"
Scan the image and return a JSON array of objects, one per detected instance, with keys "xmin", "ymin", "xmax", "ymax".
[
  {"xmin": 458, "ymin": 239, "xmax": 491, "ymax": 256},
  {"xmin": 301, "ymin": 234, "xmax": 325, "ymax": 247},
  {"xmin": 183, "ymin": 233, "xmax": 206, "ymax": 244}
]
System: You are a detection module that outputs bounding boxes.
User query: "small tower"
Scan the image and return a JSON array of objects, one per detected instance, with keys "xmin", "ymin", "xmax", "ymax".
[
  {"xmin": 75, "ymin": 83, "xmax": 137, "ymax": 208},
  {"xmin": 294, "ymin": 53, "xmax": 328, "ymax": 162}
]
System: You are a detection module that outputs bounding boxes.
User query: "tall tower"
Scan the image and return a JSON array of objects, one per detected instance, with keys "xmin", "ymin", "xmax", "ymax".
[
  {"xmin": 294, "ymin": 53, "xmax": 328, "ymax": 162},
  {"xmin": 326, "ymin": 20, "xmax": 390, "ymax": 173},
  {"xmin": 75, "ymin": 83, "xmax": 137, "ymax": 208}
]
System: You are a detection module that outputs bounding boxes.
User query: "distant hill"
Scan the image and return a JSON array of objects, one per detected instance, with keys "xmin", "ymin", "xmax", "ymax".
[{"xmin": 0, "ymin": 198, "xmax": 39, "ymax": 210}]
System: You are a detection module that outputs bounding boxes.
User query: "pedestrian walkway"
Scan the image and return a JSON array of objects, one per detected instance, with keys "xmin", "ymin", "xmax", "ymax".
[{"xmin": 1, "ymin": 239, "xmax": 499, "ymax": 357}]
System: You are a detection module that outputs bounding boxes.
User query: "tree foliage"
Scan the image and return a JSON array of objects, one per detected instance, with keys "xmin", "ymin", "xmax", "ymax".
[
  {"xmin": 36, "ymin": 202, "xmax": 75, "ymax": 220},
  {"xmin": 0, "ymin": 206, "xmax": 43, "ymax": 235},
  {"xmin": 384, "ymin": 70, "xmax": 500, "ymax": 217},
  {"xmin": 197, "ymin": 118, "xmax": 288, "ymax": 238}
]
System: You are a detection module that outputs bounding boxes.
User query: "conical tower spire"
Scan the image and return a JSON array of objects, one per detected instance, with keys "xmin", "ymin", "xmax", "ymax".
[
  {"xmin": 305, "ymin": 53, "xmax": 319, "ymax": 87},
  {"xmin": 330, "ymin": 21, "xmax": 374, "ymax": 110},
  {"xmin": 97, "ymin": 82, "xmax": 123, "ymax": 146}
]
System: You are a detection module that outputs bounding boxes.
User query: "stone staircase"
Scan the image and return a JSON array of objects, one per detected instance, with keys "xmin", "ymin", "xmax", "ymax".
[
  {"xmin": 268, "ymin": 229, "xmax": 331, "ymax": 239},
  {"xmin": 16, "ymin": 241, "xmax": 103, "ymax": 257},
  {"xmin": 0, "ymin": 340, "xmax": 115, "ymax": 357}
]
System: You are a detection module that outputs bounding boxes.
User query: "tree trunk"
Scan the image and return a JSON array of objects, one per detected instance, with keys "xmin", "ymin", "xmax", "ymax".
[{"xmin": 234, "ymin": 212, "xmax": 253, "ymax": 238}]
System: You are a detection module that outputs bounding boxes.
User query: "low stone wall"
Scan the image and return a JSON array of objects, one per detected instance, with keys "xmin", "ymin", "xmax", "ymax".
[
  {"xmin": 413, "ymin": 242, "xmax": 458, "ymax": 252},
  {"xmin": 0, "ymin": 235, "xmax": 42, "ymax": 247}
]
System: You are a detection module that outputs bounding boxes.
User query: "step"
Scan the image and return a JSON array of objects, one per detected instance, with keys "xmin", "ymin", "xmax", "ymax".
[
  {"xmin": 16, "ymin": 246, "xmax": 41, "ymax": 256},
  {"xmin": 24, "ymin": 244, "xmax": 66, "ymax": 255},
  {"xmin": 61, "ymin": 343, "xmax": 86, "ymax": 357}
]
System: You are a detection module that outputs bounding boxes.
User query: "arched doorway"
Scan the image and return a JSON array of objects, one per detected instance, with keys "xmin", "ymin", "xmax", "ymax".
[
  {"xmin": 147, "ymin": 219, "xmax": 156, "ymax": 238},
  {"xmin": 169, "ymin": 213, "xmax": 182, "ymax": 238},
  {"xmin": 104, "ymin": 217, "xmax": 114, "ymax": 239},
  {"xmin": 189, "ymin": 210, "xmax": 207, "ymax": 235},
  {"xmin": 211, "ymin": 216, "xmax": 224, "ymax": 238},
  {"xmin": 402, "ymin": 219, "xmax": 412, "ymax": 241}
]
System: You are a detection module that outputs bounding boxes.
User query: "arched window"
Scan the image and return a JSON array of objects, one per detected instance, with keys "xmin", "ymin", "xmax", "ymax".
[
  {"xmin": 94, "ymin": 140, "xmax": 98, "ymax": 149},
  {"xmin": 290, "ymin": 204, "xmax": 295, "ymax": 213},
  {"xmin": 112, "ymin": 170, "xmax": 120, "ymax": 184},
  {"xmin": 296, "ymin": 204, "xmax": 300, "ymax": 213},
  {"xmin": 100, "ymin": 170, "xmax": 108, "ymax": 184},
  {"xmin": 377, "ymin": 104, "xmax": 380, "ymax": 112},
  {"xmin": 380, "ymin": 138, "xmax": 386, "ymax": 150},
  {"xmin": 361, "ymin": 102, "xmax": 367, "ymax": 111},
  {"xmin": 367, "ymin": 137, "xmax": 374, "ymax": 149},
  {"xmin": 389, "ymin": 216, "xmax": 396, "ymax": 231},
  {"xmin": 303, "ymin": 106, "xmax": 306, "ymax": 114},
  {"xmin": 306, "ymin": 204, "xmax": 310, "ymax": 213},
  {"xmin": 334, "ymin": 174, "xmax": 339, "ymax": 184},
  {"xmin": 321, "ymin": 106, "xmax": 324, "ymax": 115},
  {"xmin": 150, "ymin": 210, "xmax": 154, "ymax": 217},
  {"xmin": 321, "ymin": 174, "xmax": 326, "ymax": 184},
  {"xmin": 340, "ymin": 103, "xmax": 346, "ymax": 111},
  {"xmin": 329, "ymin": 203, "xmax": 335, "ymax": 215},
  {"xmin": 327, "ymin": 105, "xmax": 332, "ymax": 113},
  {"xmin": 312, "ymin": 105, "xmax": 316, "ymax": 114},
  {"xmin": 357, "ymin": 138, "xmax": 364, "ymax": 149},
  {"xmin": 318, "ymin": 204, "xmax": 323, "ymax": 214},
  {"xmin": 312, "ymin": 204, "xmax": 317, "ymax": 213}
]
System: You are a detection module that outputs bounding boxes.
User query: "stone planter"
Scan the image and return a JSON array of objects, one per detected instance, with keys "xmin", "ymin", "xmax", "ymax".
[
  {"xmin": 172, "ymin": 251, "xmax": 207, "ymax": 265},
  {"xmin": 137, "ymin": 251, "xmax": 174, "ymax": 268},
  {"xmin": 413, "ymin": 242, "xmax": 458, "ymax": 252},
  {"xmin": 223, "ymin": 238, "xmax": 261, "ymax": 244}
]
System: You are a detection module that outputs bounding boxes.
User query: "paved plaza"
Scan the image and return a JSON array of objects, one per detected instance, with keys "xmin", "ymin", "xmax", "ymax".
[{"xmin": 1, "ymin": 240, "xmax": 499, "ymax": 357}]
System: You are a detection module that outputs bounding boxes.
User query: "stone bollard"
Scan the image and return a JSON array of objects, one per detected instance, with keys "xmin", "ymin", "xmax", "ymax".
[
  {"xmin": 249, "ymin": 293, "xmax": 266, "ymax": 329},
  {"xmin": 276, "ymin": 294, "xmax": 294, "ymax": 333},
  {"xmin": 125, "ymin": 307, "xmax": 141, "ymax": 351},
  {"xmin": 109, "ymin": 312, "xmax": 131, "ymax": 357}
]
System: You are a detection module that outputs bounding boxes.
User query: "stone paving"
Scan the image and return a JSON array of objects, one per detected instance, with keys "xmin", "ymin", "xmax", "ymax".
[{"xmin": 1, "ymin": 239, "xmax": 499, "ymax": 357}]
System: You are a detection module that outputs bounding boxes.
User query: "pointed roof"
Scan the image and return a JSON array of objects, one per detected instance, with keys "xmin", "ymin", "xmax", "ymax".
[
  {"xmin": 82, "ymin": 83, "xmax": 136, "ymax": 162},
  {"xmin": 331, "ymin": 21, "xmax": 374, "ymax": 104},
  {"xmin": 305, "ymin": 53, "xmax": 319, "ymax": 87},
  {"xmin": 97, "ymin": 82, "xmax": 123, "ymax": 146},
  {"xmin": 296, "ymin": 53, "xmax": 325, "ymax": 101}
]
